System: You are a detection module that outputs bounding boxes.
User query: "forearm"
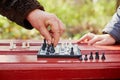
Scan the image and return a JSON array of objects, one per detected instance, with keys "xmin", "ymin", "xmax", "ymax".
[
  {"xmin": 0, "ymin": 0, "xmax": 44, "ymax": 29},
  {"xmin": 103, "ymin": 7, "xmax": 120, "ymax": 43}
]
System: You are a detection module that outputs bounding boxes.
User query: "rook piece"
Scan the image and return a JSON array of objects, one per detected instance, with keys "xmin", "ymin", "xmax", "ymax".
[
  {"xmin": 101, "ymin": 53, "xmax": 106, "ymax": 60},
  {"xmin": 84, "ymin": 54, "xmax": 88, "ymax": 61},
  {"xmin": 89, "ymin": 52, "xmax": 94, "ymax": 60},
  {"xmin": 95, "ymin": 52, "xmax": 99, "ymax": 60},
  {"xmin": 42, "ymin": 39, "xmax": 47, "ymax": 50}
]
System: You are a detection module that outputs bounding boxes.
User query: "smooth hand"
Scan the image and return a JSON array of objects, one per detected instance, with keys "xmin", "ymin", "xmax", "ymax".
[
  {"xmin": 76, "ymin": 33, "xmax": 116, "ymax": 45},
  {"xmin": 27, "ymin": 9, "xmax": 65, "ymax": 46}
]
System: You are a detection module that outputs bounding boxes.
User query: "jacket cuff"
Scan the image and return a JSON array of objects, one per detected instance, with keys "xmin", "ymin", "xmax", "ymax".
[
  {"xmin": 13, "ymin": 0, "xmax": 44, "ymax": 29},
  {"xmin": 102, "ymin": 12, "xmax": 120, "ymax": 43},
  {"xmin": 103, "ymin": 27, "xmax": 120, "ymax": 43}
]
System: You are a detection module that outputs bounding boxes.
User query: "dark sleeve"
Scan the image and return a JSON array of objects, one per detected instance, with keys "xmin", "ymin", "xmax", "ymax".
[
  {"xmin": 0, "ymin": 0, "xmax": 44, "ymax": 29},
  {"xmin": 102, "ymin": 6, "xmax": 120, "ymax": 43}
]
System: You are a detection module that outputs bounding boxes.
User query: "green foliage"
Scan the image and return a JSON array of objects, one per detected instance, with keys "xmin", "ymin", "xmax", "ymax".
[
  {"xmin": 0, "ymin": 0, "xmax": 116, "ymax": 39},
  {"xmin": 38, "ymin": 0, "xmax": 116, "ymax": 39}
]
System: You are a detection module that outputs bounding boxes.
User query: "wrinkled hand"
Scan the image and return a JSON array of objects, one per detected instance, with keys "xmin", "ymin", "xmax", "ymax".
[
  {"xmin": 76, "ymin": 33, "xmax": 116, "ymax": 45},
  {"xmin": 27, "ymin": 9, "xmax": 65, "ymax": 46}
]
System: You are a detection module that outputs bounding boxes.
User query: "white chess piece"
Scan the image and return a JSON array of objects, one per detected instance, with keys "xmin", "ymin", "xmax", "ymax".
[
  {"xmin": 22, "ymin": 42, "xmax": 26, "ymax": 48},
  {"xmin": 9, "ymin": 41, "xmax": 14, "ymax": 50},
  {"xmin": 55, "ymin": 45, "xmax": 60, "ymax": 53},
  {"xmin": 27, "ymin": 42, "xmax": 30, "ymax": 48},
  {"xmin": 13, "ymin": 43, "xmax": 16, "ymax": 49}
]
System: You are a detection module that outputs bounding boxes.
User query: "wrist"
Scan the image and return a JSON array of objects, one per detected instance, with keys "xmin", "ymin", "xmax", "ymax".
[{"xmin": 27, "ymin": 9, "xmax": 42, "ymax": 21}]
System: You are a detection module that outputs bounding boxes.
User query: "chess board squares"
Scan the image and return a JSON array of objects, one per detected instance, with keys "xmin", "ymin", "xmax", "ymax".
[{"xmin": 38, "ymin": 42, "xmax": 81, "ymax": 57}]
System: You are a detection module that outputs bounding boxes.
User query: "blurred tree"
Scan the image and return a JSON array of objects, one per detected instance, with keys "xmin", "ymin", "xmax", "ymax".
[{"xmin": 0, "ymin": 0, "xmax": 116, "ymax": 40}]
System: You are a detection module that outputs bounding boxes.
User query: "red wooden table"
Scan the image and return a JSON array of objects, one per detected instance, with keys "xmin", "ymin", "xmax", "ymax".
[{"xmin": 0, "ymin": 40, "xmax": 120, "ymax": 80}]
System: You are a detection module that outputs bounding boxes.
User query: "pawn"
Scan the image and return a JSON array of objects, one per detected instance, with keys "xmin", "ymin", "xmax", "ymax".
[
  {"xmin": 70, "ymin": 47, "xmax": 74, "ymax": 55},
  {"xmin": 89, "ymin": 52, "xmax": 94, "ymax": 60},
  {"xmin": 101, "ymin": 53, "xmax": 106, "ymax": 60},
  {"xmin": 84, "ymin": 54, "xmax": 88, "ymax": 61},
  {"xmin": 95, "ymin": 52, "xmax": 99, "ymax": 60}
]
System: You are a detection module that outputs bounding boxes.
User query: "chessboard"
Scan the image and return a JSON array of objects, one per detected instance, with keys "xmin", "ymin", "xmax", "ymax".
[{"xmin": 37, "ymin": 39, "xmax": 81, "ymax": 58}]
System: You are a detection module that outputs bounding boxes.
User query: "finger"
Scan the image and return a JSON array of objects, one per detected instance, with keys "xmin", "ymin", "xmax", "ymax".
[
  {"xmin": 88, "ymin": 36, "xmax": 102, "ymax": 45},
  {"xmin": 76, "ymin": 33, "xmax": 95, "ymax": 43},
  {"xmin": 95, "ymin": 39, "xmax": 115, "ymax": 46},
  {"xmin": 37, "ymin": 23, "xmax": 52, "ymax": 44},
  {"xmin": 57, "ymin": 19, "xmax": 66, "ymax": 36},
  {"xmin": 46, "ymin": 19, "xmax": 60, "ymax": 46},
  {"xmin": 94, "ymin": 40, "xmax": 107, "ymax": 45}
]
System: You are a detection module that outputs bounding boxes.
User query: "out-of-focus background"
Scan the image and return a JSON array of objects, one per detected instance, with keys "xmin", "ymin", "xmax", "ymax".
[{"xmin": 0, "ymin": 0, "xmax": 119, "ymax": 40}]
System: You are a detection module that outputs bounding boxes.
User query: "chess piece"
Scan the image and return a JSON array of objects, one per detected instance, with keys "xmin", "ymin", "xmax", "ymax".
[
  {"xmin": 55, "ymin": 45, "xmax": 60, "ymax": 54},
  {"xmin": 22, "ymin": 42, "xmax": 26, "ymax": 48},
  {"xmin": 46, "ymin": 51, "xmax": 49, "ymax": 55},
  {"xmin": 68, "ymin": 42, "xmax": 72, "ymax": 48},
  {"xmin": 70, "ymin": 47, "xmax": 74, "ymax": 55},
  {"xmin": 89, "ymin": 52, "xmax": 94, "ymax": 60},
  {"xmin": 9, "ymin": 41, "xmax": 14, "ymax": 50},
  {"xmin": 79, "ymin": 55, "xmax": 83, "ymax": 61},
  {"xmin": 84, "ymin": 54, "xmax": 88, "ymax": 61},
  {"xmin": 47, "ymin": 44, "xmax": 50, "ymax": 52},
  {"xmin": 13, "ymin": 43, "xmax": 16, "ymax": 49},
  {"xmin": 95, "ymin": 52, "xmax": 99, "ymax": 60},
  {"xmin": 101, "ymin": 53, "xmax": 106, "ymax": 60},
  {"xmin": 46, "ymin": 44, "xmax": 50, "ymax": 55},
  {"xmin": 27, "ymin": 42, "xmax": 30, "ymax": 48},
  {"xmin": 60, "ymin": 43, "xmax": 65, "ymax": 54},
  {"xmin": 50, "ymin": 43, "xmax": 55, "ymax": 53},
  {"xmin": 42, "ymin": 39, "xmax": 47, "ymax": 50}
]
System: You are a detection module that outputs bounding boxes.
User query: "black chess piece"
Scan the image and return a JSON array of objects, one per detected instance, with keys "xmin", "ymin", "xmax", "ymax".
[
  {"xmin": 84, "ymin": 54, "xmax": 88, "ymax": 61},
  {"xmin": 95, "ymin": 52, "xmax": 99, "ymax": 60},
  {"xmin": 50, "ymin": 43, "xmax": 55, "ymax": 53},
  {"xmin": 70, "ymin": 47, "xmax": 74, "ymax": 55},
  {"xmin": 89, "ymin": 52, "xmax": 94, "ymax": 60},
  {"xmin": 46, "ymin": 51, "xmax": 49, "ymax": 55},
  {"xmin": 42, "ymin": 39, "xmax": 47, "ymax": 50},
  {"xmin": 46, "ymin": 44, "xmax": 50, "ymax": 55},
  {"xmin": 79, "ymin": 55, "xmax": 83, "ymax": 61},
  {"xmin": 101, "ymin": 53, "xmax": 106, "ymax": 60}
]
